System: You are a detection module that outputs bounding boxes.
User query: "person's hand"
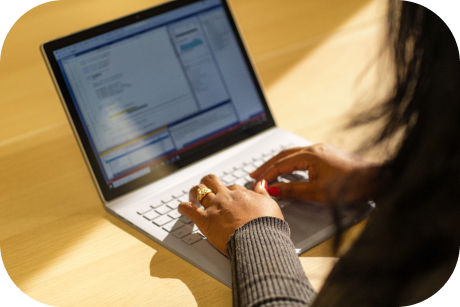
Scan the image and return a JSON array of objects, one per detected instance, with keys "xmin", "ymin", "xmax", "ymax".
[
  {"xmin": 178, "ymin": 174, "xmax": 283, "ymax": 256},
  {"xmin": 251, "ymin": 143, "xmax": 379, "ymax": 204}
]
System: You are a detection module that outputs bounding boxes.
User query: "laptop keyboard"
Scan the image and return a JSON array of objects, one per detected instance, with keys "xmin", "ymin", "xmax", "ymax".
[{"xmin": 135, "ymin": 143, "xmax": 307, "ymax": 245}]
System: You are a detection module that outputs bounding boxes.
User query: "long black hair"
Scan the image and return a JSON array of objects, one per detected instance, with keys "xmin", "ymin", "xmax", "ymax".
[
  {"xmin": 322, "ymin": 1, "xmax": 460, "ymax": 306},
  {"xmin": 349, "ymin": 1, "xmax": 460, "ymax": 156}
]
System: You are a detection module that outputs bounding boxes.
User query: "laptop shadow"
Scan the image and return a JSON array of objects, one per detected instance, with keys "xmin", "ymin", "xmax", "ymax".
[
  {"xmin": 149, "ymin": 247, "xmax": 232, "ymax": 306},
  {"xmin": 149, "ymin": 221, "xmax": 233, "ymax": 305},
  {"xmin": 105, "ymin": 213, "xmax": 231, "ymax": 305}
]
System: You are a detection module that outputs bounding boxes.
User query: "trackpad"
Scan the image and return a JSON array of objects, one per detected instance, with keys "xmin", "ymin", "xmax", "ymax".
[{"xmin": 279, "ymin": 200, "xmax": 373, "ymax": 253}]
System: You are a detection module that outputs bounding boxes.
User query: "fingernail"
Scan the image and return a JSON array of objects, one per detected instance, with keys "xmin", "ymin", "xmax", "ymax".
[
  {"xmin": 267, "ymin": 187, "xmax": 280, "ymax": 197},
  {"xmin": 261, "ymin": 179, "xmax": 268, "ymax": 189}
]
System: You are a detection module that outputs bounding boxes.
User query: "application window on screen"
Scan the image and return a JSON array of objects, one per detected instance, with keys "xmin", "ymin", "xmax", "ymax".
[{"xmin": 57, "ymin": 4, "xmax": 265, "ymax": 186}]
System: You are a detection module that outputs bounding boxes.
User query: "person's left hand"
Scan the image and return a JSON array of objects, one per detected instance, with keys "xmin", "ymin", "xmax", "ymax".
[{"xmin": 178, "ymin": 174, "xmax": 283, "ymax": 256}]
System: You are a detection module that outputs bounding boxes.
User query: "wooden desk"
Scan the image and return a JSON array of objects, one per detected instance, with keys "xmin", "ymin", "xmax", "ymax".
[{"xmin": 0, "ymin": 0, "xmax": 387, "ymax": 305}]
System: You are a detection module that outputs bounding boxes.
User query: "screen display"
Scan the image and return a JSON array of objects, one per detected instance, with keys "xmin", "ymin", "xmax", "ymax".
[{"xmin": 44, "ymin": 0, "xmax": 274, "ymax": 200}]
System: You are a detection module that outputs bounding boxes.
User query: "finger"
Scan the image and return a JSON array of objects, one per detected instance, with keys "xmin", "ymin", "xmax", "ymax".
[
  {"xmin": 254, "ymin": 152, "xmax": 312, "ymax": 184},
  {"xmin": 200, "ymin": 174, "xmax": 228, "ymax": 193},
  {"xmin": 267, "ymin": 182, "xmax": 326, "ymax": 203},
  {"xmin": 227, "ymin": 184, "xmax": 247, "ymax": 191},
  {"xmin": 189, "ymin": 184, "xmax": 215, "ymax": 208},
  {"xmin": 178, "ymin": 202, "xmax": 207, "ymax": 228},
  {"xmin": 253, "ymin": 179, "xmax": 270, "ymax": 197},
  {"xmin": 250, "ymin": 147, "xmax": 303, "ymax": 178}
]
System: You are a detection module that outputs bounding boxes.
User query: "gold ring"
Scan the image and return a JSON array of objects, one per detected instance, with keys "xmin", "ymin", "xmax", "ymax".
[{"xmin": 197, "ymin": 187, "xmax": 212, "ymax": 204}]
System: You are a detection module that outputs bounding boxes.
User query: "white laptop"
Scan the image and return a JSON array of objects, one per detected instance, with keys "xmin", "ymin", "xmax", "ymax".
[{"xmin": 41, "ymin": 0, "xmax": 373, "ymax": 287}]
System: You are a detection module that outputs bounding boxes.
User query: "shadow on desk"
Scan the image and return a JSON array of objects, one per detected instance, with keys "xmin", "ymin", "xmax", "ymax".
[
  {"xmin": 149, "ymin": 248, "xmax": 232, "ymax": 306},
  {"xmin": 106, "ymin": 214, "xmax": 232, "ymax": 306}
]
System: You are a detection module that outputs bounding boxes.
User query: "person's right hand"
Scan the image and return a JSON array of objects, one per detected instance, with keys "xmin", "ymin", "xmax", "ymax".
[
  {"xmin": 178, "ymin": 175, "xmax": 283, "ymax": 256},
  {"xmin": 250, "ymin": 143, "xmax": 379, "ymax": 204}
]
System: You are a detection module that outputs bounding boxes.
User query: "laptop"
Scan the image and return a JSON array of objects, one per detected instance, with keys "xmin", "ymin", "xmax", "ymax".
[{"xmin": 41, "ymin": 0, "xmax": 373, "ymax": 287}]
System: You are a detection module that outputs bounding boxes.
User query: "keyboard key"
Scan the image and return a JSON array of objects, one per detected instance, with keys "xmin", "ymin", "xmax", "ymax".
[
  {"xmin": 152, "ymin": 215, "xmax": 173, "ymax": 226},
  {"xmin": 243, "ymin": 165, "xmax": 256, "ymax": 173},
  {"xmin": 223, "ymin": 167, "xmax": 236, "ymax": 174},
  {"xmin": 276, "ymin": 144, "xmax": 286, "ymax": 150},
  {"xmin": 182, "ymin": 233, "xmax": 204, "ymax": 245},
  {"xmin": 168, "ymin": 210, "xmax": 182, "ymax": 219},
  {"xmin": 180, "ymin": 215, "xmax": 193, "ymax": 224},
  {"xmin": 163, "ymin": 220, "xmax": 185, "ymax": 232},
  {"xmin": 195, "ymin": 229, "xmax": 205, "ymax": 238},
  {"xmin": 292, "ymin": 170, "xmax": 309, "ymax": 181},
  {"xmin": 233, "ymin": 162, "xmax": 245, "ymax": 169},
  {"xmin": 155, "ymin": 204, "xmax": 171, "ymax": 215},
  {"xmin": 172, "ymin": 190, "xmax": 186, "ymax": 198},
  {"xmin": 137, "ymin": 205, "xmax": 153, "ymax": 215},
  {"xmin": 277, "ymin": 176, "xmax": 291, "ymax": 183},
  {"xmin": 213, "ymin": 170, "xmax": 225, "ymax": 178},
  {"xmin": 244, "ymin": 175, "xmax": 254, "ymax": 181},
  {"xmin": 234, "ymin": 178, "xmax": 248, "ymax": 186},
  {"xmin": 233, "ymin": 169, "xmax": 246, "ymax": 178},
  {"xmin": 278, "ymin": 171, "xmax": 309, "ymax": 183},
  {"xmin": 162, "ymin": 195, "xmax": 174, "ymax": 203},
  {"xmin": 253, "ymin": 160, "xmax": 264, "ymax": 168},
  {"xmin": 149, "ymin": 199, "xmax": 164, "ymax": 208},
  {"xmin": 280, "ymin": 174, "xmax": 298, "ymax": 182},
  {"xmin": 221, "ymin": 174, "xmax": 237, "ymax": 184},
  {"xmin": 172, "ymin": 225, "xmax": 194, "ymax": 238},
  {"xmin": 166, "ymin": 200, "xmax": 180, "ymax": 210},
  {"xmin": 262, "ymin": 149, "xmax": 273, "ymax": 156},
  {"xmin": 143, "ymin": 210, "xmax": 160, "ymax": 221},
  {"xmin": 177, "ymin": 194, "xmax": 190, "ymax": 203}
]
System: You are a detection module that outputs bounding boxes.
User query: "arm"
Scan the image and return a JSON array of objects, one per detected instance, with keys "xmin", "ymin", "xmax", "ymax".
[
  {"xmin": 178, "ymin": 176, "xmax": 315, "ymax": 306},
  {"xmin": 178, "ymin": 144, "xmax": 377, "ymax": 305},
  {"xmin": 228, "ymin": 217, "xmax": 316, "ymax": 307}
]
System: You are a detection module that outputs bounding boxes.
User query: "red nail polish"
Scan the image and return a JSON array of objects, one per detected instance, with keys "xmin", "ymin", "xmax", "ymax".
[
  {"xmin": 267, "ymin": 187, "xmax": 280, "ymax": 197},
  {"xmin": 261, "ymin": 179, "xmax": 268, "ymax": 189}
]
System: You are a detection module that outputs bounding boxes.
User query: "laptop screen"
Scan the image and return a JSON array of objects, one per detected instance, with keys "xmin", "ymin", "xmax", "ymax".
[{"xmin": 43, "ymin": 0, "xmax": 275, "ymax": 200}]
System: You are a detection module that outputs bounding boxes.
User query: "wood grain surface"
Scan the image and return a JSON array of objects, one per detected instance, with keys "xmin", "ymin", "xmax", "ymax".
[{"xmin": 0, "ymin": 0, "xmax": 389, "ymax": 305}]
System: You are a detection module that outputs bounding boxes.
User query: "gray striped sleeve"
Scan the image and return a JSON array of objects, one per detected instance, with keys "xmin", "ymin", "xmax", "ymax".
[{"xmin": 227, "ymin": 217, "xmax": 316, "ymax": 307}]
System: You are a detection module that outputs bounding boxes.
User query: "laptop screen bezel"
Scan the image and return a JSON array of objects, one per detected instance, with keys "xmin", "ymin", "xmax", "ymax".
[{"xmin": 41, "ymin": 0, "xmax": 276, "ymax": 201}]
